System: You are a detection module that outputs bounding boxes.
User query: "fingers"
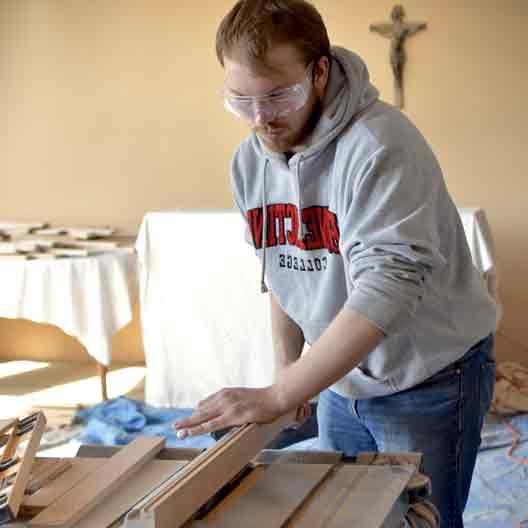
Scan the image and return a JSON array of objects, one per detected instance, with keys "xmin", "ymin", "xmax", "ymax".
[
  {"xmin": 173, "ymin": 387, "xmax": 280, "ymax": 439},
  {"xmin": 176, "ymin": 416, "xmax": 235, "ymax": 439},
  {"xmin": 174, "ymin": 408, "xmax": 219, "ymax": 431},
  {"xmin": 174, "ymin": 389, "xmax": 238, "ymax": 438}
]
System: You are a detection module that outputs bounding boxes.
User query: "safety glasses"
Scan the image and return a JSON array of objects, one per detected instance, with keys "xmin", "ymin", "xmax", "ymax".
[{"xmin": 220, "ymin": 62, "xmax": 314, "ymax": 122}]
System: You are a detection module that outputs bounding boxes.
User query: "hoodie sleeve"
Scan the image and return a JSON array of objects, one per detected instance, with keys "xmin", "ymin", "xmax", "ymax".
[{"xmin": 341, "ymin": 145, "xmax": 447, "ymax": 335}]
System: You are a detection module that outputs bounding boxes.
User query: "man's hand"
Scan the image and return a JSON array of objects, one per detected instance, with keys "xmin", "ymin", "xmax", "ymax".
[{"xmin": 173, "ymin": 386, "xmax": 285, "ymax": 438}]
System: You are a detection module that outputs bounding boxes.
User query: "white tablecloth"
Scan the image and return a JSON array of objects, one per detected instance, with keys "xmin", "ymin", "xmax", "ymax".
[
  {"xmin": 0, "ymin": 250, "xmax": 138, "ymax": 366},
  {"xmin": 137, "ymin": 208, "xmax": 498, "ymax": 408},
  {"xmin": 458, "ymin": 207, "xmax": 499, "ymax": 305},
  {"xmin": 136, "ymin": 211, "xmax": 274, "ymax": 407}
]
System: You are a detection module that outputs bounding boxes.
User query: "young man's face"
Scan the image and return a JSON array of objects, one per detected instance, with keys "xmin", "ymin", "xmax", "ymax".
[{"xmin": 223, "ymin": 44, "xmax": 329, "ymax": 153}]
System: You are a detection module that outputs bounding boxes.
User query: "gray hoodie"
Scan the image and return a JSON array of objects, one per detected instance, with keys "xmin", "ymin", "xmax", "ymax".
[{"xmin": 231, "ymin": 47, "xmax": 497, "ymax": 399}]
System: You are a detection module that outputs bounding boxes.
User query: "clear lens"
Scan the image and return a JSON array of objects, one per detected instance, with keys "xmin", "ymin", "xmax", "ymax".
[{"xmin": 221, "ymin": 63, "xmax": 313, "ymax": 122}]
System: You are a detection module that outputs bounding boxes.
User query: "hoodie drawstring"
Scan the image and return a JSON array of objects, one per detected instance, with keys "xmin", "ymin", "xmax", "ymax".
[
  {"xmin": 260, "ymin": 159, "xmax": 269, "ymax": 293},
  {"xmin": 261, "ymin": 156, "xmax": 306, "ymax": 293},
  {"xmin": 295, "ymin": 158, "xmax": 306, "ymax": 240}
]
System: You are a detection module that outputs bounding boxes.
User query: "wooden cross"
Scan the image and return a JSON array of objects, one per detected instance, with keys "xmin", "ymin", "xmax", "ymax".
[{"xmin": 370, "ymin": 5, "xmax": 427, "ymax": 109}]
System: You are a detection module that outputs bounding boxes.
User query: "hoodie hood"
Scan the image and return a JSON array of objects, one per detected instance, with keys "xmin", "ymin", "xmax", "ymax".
[{"xmin": 254, "ymin": 46, "xmax": 379, "ymax": 162}]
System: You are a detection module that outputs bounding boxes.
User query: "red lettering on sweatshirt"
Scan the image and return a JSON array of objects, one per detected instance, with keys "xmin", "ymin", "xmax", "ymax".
[{"xmin": 246, "ymin": 204, "xmax": 340, "ymax": 255}]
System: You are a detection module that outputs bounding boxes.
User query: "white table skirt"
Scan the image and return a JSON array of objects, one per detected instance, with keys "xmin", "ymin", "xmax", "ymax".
[
  {"xmin": 136, "ymin": 211, "xmax": 274, "ymax": 407},
  {"xmin": 458, "ymin": 207, "xmax": 500, "ymax": 309},
  {"xmin": 0, "ymin": 250, "xmax": 138, "ymax": 366},
  {"xmin": 137, "ymin": 208, "xmax": 498, "ymax": 408}
]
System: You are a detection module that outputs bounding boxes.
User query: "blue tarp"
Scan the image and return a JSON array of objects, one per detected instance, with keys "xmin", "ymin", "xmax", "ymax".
[
  {"xmin": 74, "ymin": 396, "xmax": 215, "ymax": 449},
  {"xmin": 465, "ymin": 413, "xmax": 528, "ymax": 527}
]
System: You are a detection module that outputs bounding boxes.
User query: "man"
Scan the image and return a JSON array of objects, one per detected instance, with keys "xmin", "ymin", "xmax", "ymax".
[{"xmin": 174, "ymin": 1, "xmax": 497, "ymax": 525}]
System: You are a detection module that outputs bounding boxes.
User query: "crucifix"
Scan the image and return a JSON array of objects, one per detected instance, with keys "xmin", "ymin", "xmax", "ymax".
[{"xmin": 370, "ymin": 5, "xmax": 427, "ymax": 109}]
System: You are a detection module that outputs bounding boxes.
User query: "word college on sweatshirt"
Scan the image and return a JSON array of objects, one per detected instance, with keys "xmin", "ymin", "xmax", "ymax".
[{"xmin": 247, "ymin": 203, "xmax": 341, "ymax": 272}]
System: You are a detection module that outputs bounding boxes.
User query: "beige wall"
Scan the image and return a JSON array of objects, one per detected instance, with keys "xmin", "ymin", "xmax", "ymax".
[{"xmin": 1, "ymin": 1, "xmax": 527, "ymax": 365}]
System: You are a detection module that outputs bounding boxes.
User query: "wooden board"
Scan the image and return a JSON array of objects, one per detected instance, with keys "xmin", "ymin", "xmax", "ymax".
[
  {"xmin": 356, "ymin": 451, "xmax": 422, "ymax": 469},
  {"xmin": 252, "ymin": 449, "xmax": 342, "ymax": 467},
  {"xmin": 200, "ymin": 463, "xmax": 334, "ymax": 527},
  {"xmin": 74, "ymin": 459, "xmax": 188, "ymax": 528},
  {"xmin": 76, "ymin": 445, "xmax": 203, "ymax": 461},
  {"xmin": 143, "ymin": 413, "xmax": 296, "ymax": 528},
  {"xmin": 21, "ymin": 458, "xmax": 106, "ymax": 514},
  {"xmin": 29, "ymin": 436, "xmax": 164, "ymax": 527},
  {"xmin": 26, "ymin": 459, "xmax": 72, "ymax": 495},
  {"xmin": 289, "ymin": 464, "xmax": 414, "ymax": 527}
]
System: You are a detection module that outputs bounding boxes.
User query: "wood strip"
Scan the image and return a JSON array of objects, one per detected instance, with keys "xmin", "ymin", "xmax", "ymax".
[
  {"xmin": 5, "ymin": 412, "xmax": 46, "ymax": 519},
  {"xmin": 146, "ymin": 412, "xmax": 296, "ymax": 528},
  {"xmin": 0, "ymin": 419, "xmax": 16, "ymax": 437},
  {"xmin": 201, "ymin": 463, "xmax": 334, "ymax": 527},
  {"xmin": 26, "ymin": 459, "xmax": 72, "ymax": 495},
  {"xmin": 22, "ymin": 458, "xmax": 106, "ymax": 513},
  {"xmin": 289, "ymin": 464, "xmax": 413, "ymax": 528},
  {"xmin": 0, "ymin": 419, "xmax": 20, "ymax": 463},
  {"xmin": 356, "ymin": 451, "xmax": 422, "ymax": 470},
  {"xmin": 74, "ymin": 460, "xmax": 187, "ymax": 528},
  {"xmin": 29, "ymin": 436, "xmax": 164, "ymax": 527},
  {"xmin": 76, "ymin": 445, "xmax": 204, "ymax": 461},
  {"xmin": 145, "ymin": 417, "xmax": 284, "ymax": 511},
  {"xmin": 252, "ymin": 449, "xmax": 342, "ymax": 467}
]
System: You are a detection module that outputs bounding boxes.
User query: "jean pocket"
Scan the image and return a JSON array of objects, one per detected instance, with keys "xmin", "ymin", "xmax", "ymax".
[{"xmin": 479, "ymin": 359, "xmax": 496, "ymax": 417}]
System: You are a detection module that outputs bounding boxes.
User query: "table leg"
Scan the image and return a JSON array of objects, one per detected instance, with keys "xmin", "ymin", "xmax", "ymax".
[{"xmin": 96, "ymin": 362, "xmax": 109, "ymax": 401}]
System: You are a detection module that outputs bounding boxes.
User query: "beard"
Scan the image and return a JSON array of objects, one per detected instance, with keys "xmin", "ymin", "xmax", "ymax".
[{"xmin": 253, "ymin": 97, "xmax": 323, "ymax": 153}]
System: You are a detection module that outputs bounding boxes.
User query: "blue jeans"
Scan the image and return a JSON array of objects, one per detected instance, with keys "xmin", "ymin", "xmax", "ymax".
[{"xmin": 317, "ymin": 334, "xmax": 495, "ymax": 528}]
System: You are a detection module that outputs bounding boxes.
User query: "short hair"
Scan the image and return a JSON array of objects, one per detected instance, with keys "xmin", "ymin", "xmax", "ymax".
[{"xmin": 216, "ymin": 0, "xmax": 331, "ymax": 69}]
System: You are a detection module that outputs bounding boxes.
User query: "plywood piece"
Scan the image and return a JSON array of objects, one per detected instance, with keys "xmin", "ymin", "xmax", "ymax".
[
  {"xmin": 29, "ymin": 436, "xmax": 164, "ymax": 527},
  {"xmin": 74, "ymin": 459, "xmax": 187, "ymax": 528},
  {"xmin": 200, "ymin": 463, "xmax": 334, "ymax": 527},
  {"xmin": 145, "ymin": 412, "xmax": 296, "ymax": 528},
  {"xmin": 289, "ymin": 464, "xmax": 413, "ymax": 528}
]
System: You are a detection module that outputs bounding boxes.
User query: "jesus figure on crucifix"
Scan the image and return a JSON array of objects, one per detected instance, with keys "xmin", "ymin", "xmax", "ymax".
[{"xmin": 370, "ymin": 5, "xmax": 427, "ymax": 108}]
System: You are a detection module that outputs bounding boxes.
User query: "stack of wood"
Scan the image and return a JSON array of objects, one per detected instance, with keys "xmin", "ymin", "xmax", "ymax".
[
  {"xmin": 0, "ymin": 221, "xmax": 135, "ymax": 259},
  {"xmin": 0, "ymin": 413, "xmax": 46, "ymax": 524},
  {"xmin": 0, "ymin": 410, "xmax": 437, "ymax": 527}
]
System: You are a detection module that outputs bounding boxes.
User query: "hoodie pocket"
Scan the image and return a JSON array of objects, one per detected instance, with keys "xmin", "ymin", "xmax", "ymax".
[{"xmin": 353, "ymin": 365, "xmax": 396, "ymax": 390}]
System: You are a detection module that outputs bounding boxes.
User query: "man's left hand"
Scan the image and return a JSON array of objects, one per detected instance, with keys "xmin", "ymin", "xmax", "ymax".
[{"xmin": 173, "ymin": 386, "xmax": 284, "ymax": 438}]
